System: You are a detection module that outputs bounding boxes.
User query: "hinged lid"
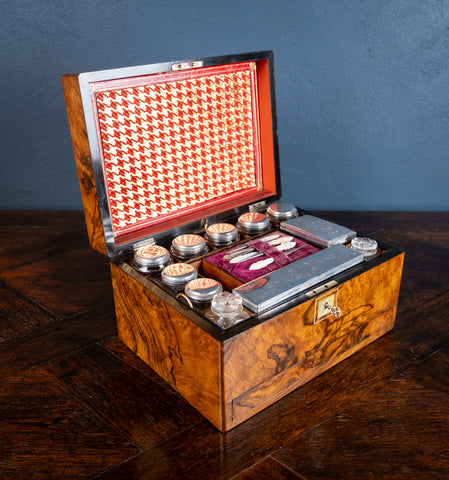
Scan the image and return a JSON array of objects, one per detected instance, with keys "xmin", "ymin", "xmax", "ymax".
[{"xmin": 65, "ymin": 51, "xmax": 280, "ymax": 257}]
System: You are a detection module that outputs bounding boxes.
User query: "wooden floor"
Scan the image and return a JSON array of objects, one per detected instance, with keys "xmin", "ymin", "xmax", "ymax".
[{"xmin": 0, "ymin": 210, "xmax": 448, "ymax": 479}]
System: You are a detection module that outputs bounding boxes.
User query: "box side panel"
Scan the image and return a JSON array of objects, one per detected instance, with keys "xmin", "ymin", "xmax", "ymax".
[
  {"xmin": 61, "ymin": 74, "xmax": 107, "ymax": 255},
  {"xmin": 222, "ymin": 253, "xmax": 404, "ymax": 430},
  {"xmin": 110, "ymin": 263, "xmax": 223, "ymax": 429}
]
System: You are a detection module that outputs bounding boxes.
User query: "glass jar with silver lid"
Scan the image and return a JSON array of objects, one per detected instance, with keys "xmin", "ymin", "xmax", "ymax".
[
  {"xmin": 205, "ymin": 291, "xmax": 250, "ymax": 328},
  {"xmin": 267, "ymin": 202, "xmax": 298, "ymax": 223},
  {"xmin": 161, "ymin": 263, "xmax": 197, "ymax": 292},
  {"xmin": 184, "ymin": 277, "xmax": 222, "ymax": 306},
  {"xmin": 236, "ymin": 212, "xmax": 270, "ymax": 235},
  {"xmin": 132, "ymin": 245, "xmax": 171, "ymax": 273},
  {"xmin": 205, "ymin": 223, "xmax": 239, "ymax": 246},
  {"xmin": 351, "ymin": 237, "xmax": 378, "ymax": 259},
  {"xmin": 171, "ymin": 234, "xmax": 208, "ymax": 259}
]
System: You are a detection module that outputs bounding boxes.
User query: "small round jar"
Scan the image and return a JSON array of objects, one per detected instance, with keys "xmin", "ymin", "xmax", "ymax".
[
  {"xmin": 171, "ymin": 234, "xmax": 207, "ymax": 259},
  {"xmin": 236, "ymin": 212, "xmax": 270, "ymax": 235},
  {"xmin": 161, "ymin": 263, "xmax": 197, "ymax": 292},
  {"xmin": 267, "ymin": 202, "xmax": 298, "ymax": 222},
  {"xmin": 206, "ymin": 291, "xmax": 250, "ymax": 328},
  {"xmin": 184, "ymin": 277, "xmax": 222, "ymax": 305},
  {"xmin": 205, "ymin": 223, "xmax": 239, "ymax": 246},
  {"xmin": 132, "ymin": 245, "xmax": 171, "ymax": 273},
  {"xmin": 351, "ymin": 237, "xmax": 378, "ymax": 259}
]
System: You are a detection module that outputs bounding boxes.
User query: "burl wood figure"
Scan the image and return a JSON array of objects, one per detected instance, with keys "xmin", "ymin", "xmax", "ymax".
[{"xmin": 62, "ymin": 51, "xmax": 404, "ymax": 431}]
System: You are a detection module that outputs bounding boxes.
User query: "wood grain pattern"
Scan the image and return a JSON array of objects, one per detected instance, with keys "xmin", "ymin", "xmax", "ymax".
[
  {"xmin": 1, "ymin": 210, "xmax": 447, "ymax": 479},
  {"xmin": 111, "ymin": 249, "xmax": 403, "ymax": 431},
  {"xmin": 0, "ymin": 304, "xmax": 116, "ymax": 380},
  {"xmin": 221, "ymin": 254, "xmax": 404, "ymax": 428},
  {"xmin": 273, "ymin": 376, "xmax": 449, "ymax": 479},
  {"xmin": 0, "ymin": 246, "xmax": 112, "ymax": 317},
  {"xmin": 61, "ymin": 74, "xmax": 107, "ymax": 255},
  {"xmin": 44, "ymin": 344, "xmax": 205, "ymax": 449},
  {"xmin": 232, "ymin": 456, "xmax": 303, "ymax": 480},
  {"xmin": 0, "ymin": 368, "xmax": 138, "ymax": 480},
  {"xmin": 111, "ymin": 263, "xmax": 223, "ymax": 429}
]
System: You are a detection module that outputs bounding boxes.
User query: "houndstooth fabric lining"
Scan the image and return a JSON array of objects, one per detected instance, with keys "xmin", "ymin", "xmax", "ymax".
[{"xmin": 95, "ymin": 66, "xmax": 258, "ymax": 235}]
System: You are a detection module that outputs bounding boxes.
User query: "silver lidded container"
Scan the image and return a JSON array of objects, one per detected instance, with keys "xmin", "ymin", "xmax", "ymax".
[
  {"xmin": 184, "ymin": 277, "xmax": 222, "ymax": 305},
  {"xmin": 267, "ymin": 201, "xmax": 298, "ymax": 222},
  {"xmin": 205, "ymin": 223, "xmax": 239, "ymax": 246},
  {"xmin": 133, "ymin": 244, "xmax": 171, "ymax": 272},
  {"xmin": 237, "ymin": 212, "xmax": 270, "ymax": 235},
  {"xmin": 171, "ymin": 234, "xmax": 208, "ymax": 259},
  {"xmin": 161, "ymin": 263, "xmax": 197, "ymax": 291}
]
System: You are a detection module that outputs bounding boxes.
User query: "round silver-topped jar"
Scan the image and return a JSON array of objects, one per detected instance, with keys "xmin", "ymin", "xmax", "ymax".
[
  {"xmin": 171, "ymin": 234, "xmax": 207, "ymax": 259},
  {"xmin": 236, "ymin": 212, "xmax": 270, "ymax": 235},
  {"xmin": 133, "ymin": 245, "xmax": 171, "ymax": 272},
  {"xmin": 267, "ymin": 202, "xmax": 298, "ymax": 222},
  {"xmin": 351, "ymin": 237, "xmax": 378, "ymax": 259},
  {"xmin": 161, "ymin": 263, "xmax": 197, "ymax": 291},
  {"xmin": 184, "ymin": 277, "xmax": 222, "ymax": 305},
  {"xmin": 205, "ymin": 223, "xmax": 239, "ymax": 246}
]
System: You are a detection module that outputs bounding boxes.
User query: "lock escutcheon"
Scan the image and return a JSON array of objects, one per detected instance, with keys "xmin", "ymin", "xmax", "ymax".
[{"xmin": 314, "ymin": 287, "xmax": 340, "ymax": 324}]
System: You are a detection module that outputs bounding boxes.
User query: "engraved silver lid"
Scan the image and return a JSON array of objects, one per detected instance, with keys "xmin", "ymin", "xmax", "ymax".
[
  {"xmin": 237, "ymin": 212, "xmax": 270, "ymax": 234},
  {"xmin": 267, "ymin": 202, "xmax": 298, "ymax": 221},
  {"xmin": 171, "ymin": 234, "xmax": 207, "ymax": 257},
  {"xmin": 184, "ymin": 277, "xmax": 222, "ymax": 303},
  {"xmin": 161, "ymin": 263, "xmax": 197, "ymax": 287},
  {"xmin": 206, "ymin": 223, "xmax": 238, "ymax": 244},
  {"xmin": 134, "ymin": 245, "xmax": 171, "ymax": 268}
]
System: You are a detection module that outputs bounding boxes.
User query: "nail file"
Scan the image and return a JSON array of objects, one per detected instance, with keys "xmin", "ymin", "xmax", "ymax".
[
  {"xmin": 229, "ymin": 241, "xmax": 296, "ymax": 264},
  {"xmin": 224, "ymin": 236, "xmax": 294, "ymax": 260},
  {"xmin": 223, "ymin": 234, "xmax": 282, "ymax": 259}
]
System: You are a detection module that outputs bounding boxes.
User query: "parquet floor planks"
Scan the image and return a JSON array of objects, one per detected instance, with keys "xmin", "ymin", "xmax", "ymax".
[{"xmin": 0, "ymin": 210, "xmax": 448, "ymax": 479}]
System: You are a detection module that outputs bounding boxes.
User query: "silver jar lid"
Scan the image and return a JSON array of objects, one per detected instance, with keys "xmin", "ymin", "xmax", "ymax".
[
  {"xmin": 184, "ymin": 277, "xmax": 222, "ymax": 303},
  {"xmin": 237, "ymin": 212, "xmax": 270, "ymax": 234},
  {"xmin": 161, "ymin": 263, "xmax": 197, "ymax": 288},
  {"xmin": 351, "ymin": 237, "xmax": 378, "ymax": 258},
  {"xmin": 171, "ymin": 234, "xmax": 207, "ymax": 258},
  {"xmin": 206, "ymin": 223, "xmax": 238, "ymax": 244},
  {"xmin": 267, "ymin": 202, "xmax": 298, "ymax": 221},
  {"xmin": 133, "ymin": 245, "xmax": 171, "ymax": 268}
]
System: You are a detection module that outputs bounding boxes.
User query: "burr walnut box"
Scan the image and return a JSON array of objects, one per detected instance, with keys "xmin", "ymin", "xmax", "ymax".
[{"xmin": 62, "ymin": 51, "xmax": 404, "ymax": 431}]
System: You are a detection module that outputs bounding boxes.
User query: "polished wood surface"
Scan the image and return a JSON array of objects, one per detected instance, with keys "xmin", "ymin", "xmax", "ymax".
[
  {"xmin": 1, "ymin": 210, "xmax": 448, "ymax": 479},
  {"xmin": 61, "ymin": 75, "xmax": 107, "ymax": 255}
]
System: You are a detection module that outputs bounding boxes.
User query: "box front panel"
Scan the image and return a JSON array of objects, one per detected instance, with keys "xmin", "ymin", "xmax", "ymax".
[{"xmin": 221, "ymin": 253, "xmax": 404, "ymax": 428}]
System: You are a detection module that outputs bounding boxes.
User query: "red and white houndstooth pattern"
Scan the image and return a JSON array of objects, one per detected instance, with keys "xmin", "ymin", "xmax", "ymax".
[{"xmin": 94, "ymin": 65, "xmax": 259, "ymax": 235}]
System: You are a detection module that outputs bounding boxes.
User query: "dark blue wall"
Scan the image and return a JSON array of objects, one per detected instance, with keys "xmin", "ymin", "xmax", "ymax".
[{"xmin": 1, "ymin": 0, "xmax": 448, "ymax": 211}]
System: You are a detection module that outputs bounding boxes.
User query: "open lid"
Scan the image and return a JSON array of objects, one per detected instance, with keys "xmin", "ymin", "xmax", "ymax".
[{"xmin": 76, "ymin": 51, "xmax": 280, "ymax": 257}]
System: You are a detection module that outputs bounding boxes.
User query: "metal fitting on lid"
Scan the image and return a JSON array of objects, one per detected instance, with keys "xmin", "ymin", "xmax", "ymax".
[
  {"xmin": 206, "ymin": 223, "xmax": 239, "ymax": 245},
  {"xmin": 133, "ymin": 245, "xmax": 171, "ymax": 270},
  {"xmin": 184, "ymin": 277, "xmax": 222, "ymax": 304},
  {"xmin": 237, "ymin": 212, "xmax": 270, "ymax": 234},
  {"xmin": 267, "ymin": 202, "xmax": 298, "ymax": 221},
  {"xmin": 171, "ymin": 234, "xmax": 207, "ymax": 258},
  {"xmin": 161, "ymin": 263, "xmax": 197, "ymax": 289}
]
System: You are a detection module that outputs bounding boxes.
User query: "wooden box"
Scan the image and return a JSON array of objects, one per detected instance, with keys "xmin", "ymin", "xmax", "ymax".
[{"xmin": 62, "ymin": 51, "xmax": 404, "ymax": 431}]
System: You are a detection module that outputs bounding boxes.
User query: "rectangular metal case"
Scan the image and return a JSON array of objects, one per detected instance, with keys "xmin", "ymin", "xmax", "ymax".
[{"xmin": 62, "ymin": 51, "xmax": 404, "ymax": 431}]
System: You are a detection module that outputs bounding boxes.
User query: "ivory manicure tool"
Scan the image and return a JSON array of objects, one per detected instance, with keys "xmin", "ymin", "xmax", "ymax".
[
  {"xmin": 224, "ymin": 235, "xmax": 294, "ymax": 260},
  {"xmin": 229, "ymin": 241, "xmax": 298, "ymax": 264}
]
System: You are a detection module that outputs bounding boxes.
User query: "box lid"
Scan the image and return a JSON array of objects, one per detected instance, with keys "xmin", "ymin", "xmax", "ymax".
[{"xmin": 68, "ymin": 51, "xmax": 280, "ymax": 257}]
